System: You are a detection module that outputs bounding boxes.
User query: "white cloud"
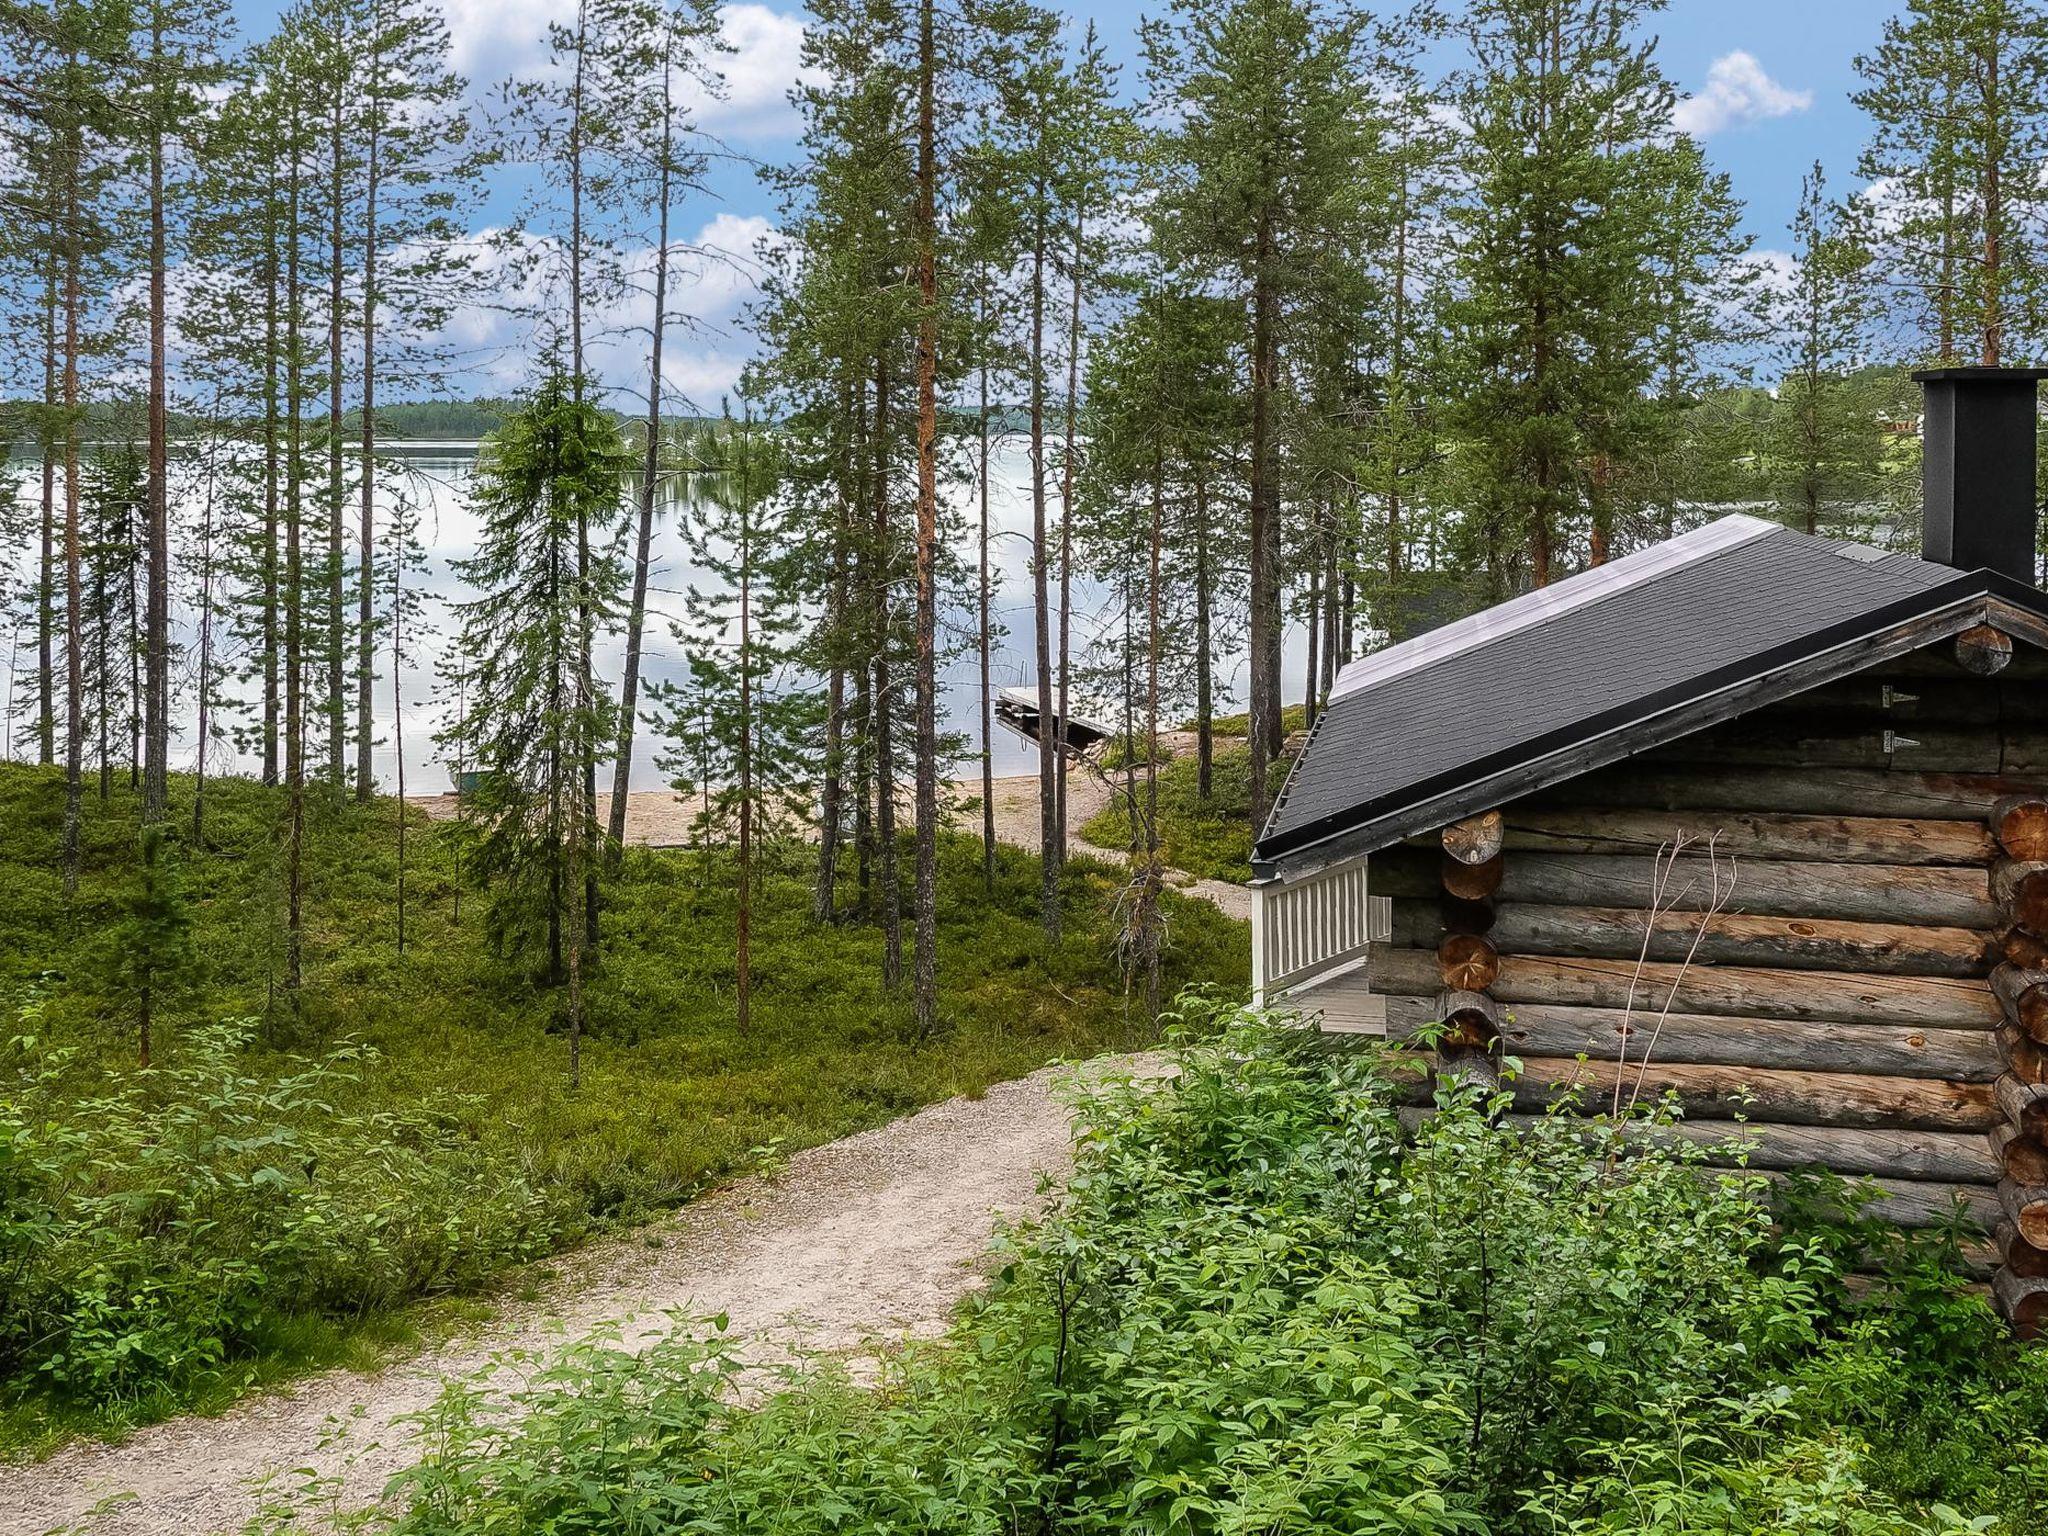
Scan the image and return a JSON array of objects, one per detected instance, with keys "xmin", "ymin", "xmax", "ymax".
[
  {"xmin": 1745, "ymin": 247, "xmax": 1799, "ymax": 299},
  {"xmin": 693, "ymin": 4, "xmax": 818, "ymax": 136},
  {"xmin": 430, "ymin": 212, "xmax": 778, "ymax": 405},
  {"xmin": 1673, "ymin": 51, "xmax": 1811, "ymax": 138},
  {"xmin": 441, "ymin": 0, "xmax": 813, "ymax": 141}
]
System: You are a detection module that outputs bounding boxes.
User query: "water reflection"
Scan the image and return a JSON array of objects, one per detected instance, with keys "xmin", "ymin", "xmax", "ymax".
[{"xmin": 2, "ymin": 440, "xmax": 1187, "ymax": 792}]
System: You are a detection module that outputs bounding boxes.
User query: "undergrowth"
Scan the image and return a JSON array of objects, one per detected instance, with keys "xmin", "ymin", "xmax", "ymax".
[
  {"xmin": 0, "ymin": 763, "xmax": 1247, "ymax": 1446},
  {"xmin": 262, "ymin": 1008, "xmax": 2048, "ymax": 1536},
  {"xmin": 1082, "ymin": 744, "xmax": 1257, "ymax": 883}
]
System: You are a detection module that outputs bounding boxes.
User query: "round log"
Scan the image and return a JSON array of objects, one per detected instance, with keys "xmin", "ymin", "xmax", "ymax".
[
  {"xmin": 1442, "ymin": 809, "xmax": 1504, "ymax": 866},
  {"xmin": 2000, "ymin": 1024, "xmax": 2048, "ymax": 1083},
  {"xmin": 1992, "ymin": 1122, "xmax": 2048, "ymax": 1185},
  {"xmin": 1991, "ymin": 964, "xmax": 2048, "ymax": 1042},
  {"xmin": 1436, "ymin": 988, "xmax": 1500, "ymax": 1048},
  {"xmin": 1992, "ymin": 860, "xmax": 2048, "ymax": 934},
  {"xmin": 1998, "ymin": 1221, "xmax": 2048, "ymax": 1278},
  {"xmin": 1441, "ymin": 851, "xmax": 1503, "ymax": 901},
  {"xmin": 1371, "ymin": 846, "xmax": 1999, "ymax": 927},
  {"xmin": 1437, "ymin": 933, "xmax": 1500, "ymax": 991},
  {"xmin": 1469, "ymin": 901, "xmax": 1992, "ymax": 978},
  {"xmin": 1402, "ymin": 1109, "xmax": 2002, "ymax": 1182},
  {"xmin": 1367, "ymin": 944, "xmax": 2001, "ymax": 1030},
  {"xmin": 1994, "ymin": 1270, "xmax": 2048, "ymax": 1339},
  {"xmin": 1377, "ymin": 995, "xmax": 2002, "ymax": 1081},
  {"xmin": 2000, "ymin": 1179, "xmax": 2048, "ymax": 1248},
  {"xmin": 1996, "ymin": 1073, "xmax": 2048, "ymax": 1137},
  {"xmin": 1749, "ymin": 1172, "xmax": 2001, "ymax": 1232},
  {"xmin": 1991, "ymin": 794, "xmax": 2048, "ymax": 861},
  {"xmin": 1502, "ymin": 807, "xmax": 1997, "ymax": 866},
  {"xmin": 1534, "ymin": 764, "xmax": 2042, "ymax": 821},
  {"xmin": 2002, "ymin": 928, "xmax": 2048, "ymax": 969},
  {"xmin": 1672, "ymin": 1121, "xmax": 2001, "ymax": 1182},
  {"xmin": 1956, "ymin": 624, "xmax": 2014, "ymax": 676},
  {"xmin": 1654, "ymin": 714, "xmax": 2002, "ymax": 773},
  {"xmin": 1510, "ymin": 1055, "xmax": 2001, "ymax": 1132}
]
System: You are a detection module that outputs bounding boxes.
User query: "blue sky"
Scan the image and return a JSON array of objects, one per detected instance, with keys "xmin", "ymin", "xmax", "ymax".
[{"xmin": 224, "ymin": 0, "xmax": 1900, "ymax": 404}]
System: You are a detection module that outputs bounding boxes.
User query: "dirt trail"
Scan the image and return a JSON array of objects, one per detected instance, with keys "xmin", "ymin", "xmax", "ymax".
[{"xmin": 3, "ymin": 1059, "xmax": 1150, "ymax": 1536}]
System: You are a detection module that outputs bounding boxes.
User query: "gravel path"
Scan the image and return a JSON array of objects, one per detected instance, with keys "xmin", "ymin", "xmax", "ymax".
[{"xmin": 2, "ymin": 1058, "xmax": 1152, "ymax": 1536}]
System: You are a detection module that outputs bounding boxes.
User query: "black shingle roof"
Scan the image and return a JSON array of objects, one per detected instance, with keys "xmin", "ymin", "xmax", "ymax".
[{"xmin": 1254, "ymin": 515, "xmax": 2048, "ymax": 873}]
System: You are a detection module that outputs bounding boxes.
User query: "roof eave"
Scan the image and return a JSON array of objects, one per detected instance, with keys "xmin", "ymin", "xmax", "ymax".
[{"xmin": 1251, "ymin": 572, "xmax": 2048, "ymax": 881}]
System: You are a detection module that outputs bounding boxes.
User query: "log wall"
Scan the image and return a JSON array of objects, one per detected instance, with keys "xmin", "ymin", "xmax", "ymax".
[{"xmin": 1359, "ymin": 635, "xmax": 2048, "ymax": 1336}]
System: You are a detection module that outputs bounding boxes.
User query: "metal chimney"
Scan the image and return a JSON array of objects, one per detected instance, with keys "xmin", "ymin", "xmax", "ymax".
[{"xmin": 1914, "ymin": 366, "xmax": 2047, "ymax": 585}]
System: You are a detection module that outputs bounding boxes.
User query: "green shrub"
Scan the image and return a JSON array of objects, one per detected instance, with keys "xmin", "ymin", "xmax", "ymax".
[
  {"xmin": 321, "ymin": 1009, "xmax": 2048, "ymax": 1536},
  {"xmin": 0, "ymin": 1016, "xmax": 561, "ymax": 1404}
]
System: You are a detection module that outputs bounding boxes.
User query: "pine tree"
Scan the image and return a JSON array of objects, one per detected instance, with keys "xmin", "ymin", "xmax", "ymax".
[
  {"xmin": 653, "ymin": 407, "xmax": 819, "ymax": 1035},
  {"xmin": 1443, "ymin": 0, "xmax": 1746, "ymax": 592},
  {"xmin": 1854, "ymin": 0, "xmax": 2048, "ymax": 365},
  {"xmin": 1772, "ymin": 163, "xmax": 1885, "ymax": 539},
  {"xmin": 607, "ymin": 0, "xmax": 719, "ymax": 856},
  {"xmin": 1141, "ymin": 0, "xmax": 1375, "ymax": 826}
]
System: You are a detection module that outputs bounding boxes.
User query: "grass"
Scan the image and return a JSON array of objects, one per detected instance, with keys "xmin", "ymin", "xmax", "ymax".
[
  {"xmin": 1080, "ymin": 743, "xmax": 1260, "ymax": 884},
  {"xmin": 0, "ymin": 762, "xmax": 1248, "ymax": 1448}
]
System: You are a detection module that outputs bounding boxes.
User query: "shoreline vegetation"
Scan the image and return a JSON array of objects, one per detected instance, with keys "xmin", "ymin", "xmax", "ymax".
[{"xmin": 0, "ymin": 762, "xmax": 1248, "ymax": 1452}]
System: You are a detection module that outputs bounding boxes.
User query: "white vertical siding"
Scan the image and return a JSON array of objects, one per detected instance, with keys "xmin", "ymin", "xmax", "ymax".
[{"xmin": 1252, "ymin": 853, "xmax": 1390, "ymax": 1002}]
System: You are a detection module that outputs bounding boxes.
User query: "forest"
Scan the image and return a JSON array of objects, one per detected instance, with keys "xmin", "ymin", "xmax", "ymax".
[{"xmin": 5, "ymin": 0, "xmax": 2048, "ymax": 1527}]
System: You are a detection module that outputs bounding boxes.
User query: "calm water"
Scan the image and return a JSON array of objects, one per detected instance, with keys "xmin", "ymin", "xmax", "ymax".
[{"xmin": 3, "ymin": 440, "xmax": 1289, "ymax": 792}]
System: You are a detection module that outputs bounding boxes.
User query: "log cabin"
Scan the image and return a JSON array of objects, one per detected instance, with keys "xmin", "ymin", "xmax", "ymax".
[{"xmin": 1249, "ymin": 367, "xmax": 2048, "ymax": 1337}]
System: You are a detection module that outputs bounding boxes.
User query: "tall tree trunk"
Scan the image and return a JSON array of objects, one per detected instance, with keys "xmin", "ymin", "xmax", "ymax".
[
  {"xmin": 392, "ymin": 490, "xmax": 407, "ymax": 954},
  {"xmin": 38, "ymin": 243, "xmax": 57, "ymax": 769},
  {"xmin": 263, "ymin": 178, "xmax": 282, "ymax": 786},
  {"xmin": 1194, "ymin": 468, "xmax": 1213, "ymax": 800},
  {"xmin": 1054, "ymin": 193, "xmax": 1084, "ymax": 863},
  {"xmin": 327, "ymin": 73, "xmax": 347, "ymax": 793},
  {"xmin": 872, "ymin": 357, "xmax": 902, "ymax": 986},
  {"xmin": 911, "ymin": 0, "xmax": 941, "ymax": 1039},
  {"xmin": 143, "ymin": 9, "xmax": 170, "ymax": 822},
  {"xmin": 977, "ymin": 325, "xmax": 995, "ymax": 892},
  {"xmin": 610, "ymin": 56, "xmax": 676, "ymax": 858},
  {"xmin": 60, "ymin": 129, "xmax": 84, "ymax": 902},
  {"xmin": 356, "ymin": 62, "xmax": 381, "ymax": 802},
  {"xmin": 1028, "ymin": 191, "xmax": 1058, "ymax": 943},
  {"xmin": 737, "ymin": 447, "xmax": 754, "ymax": 1034},
  {"xmin": 1246, "ymin": 219, "xmax": 1280, "ymax": 827},
  {"xmin": 566, "ymin": 6, "xmax": 601, "ymax": 950},
  {"xmin": 1981, "ymin": 40, "xmax": 2002, "ymax": 368},
  {"xmin": 1303, "ymin": 554, "xmax": 1320, "ymax": 731},
  {"xmin": 194, "ymin": 417, "xmax": 219, "ymax": 843},
  {"xmin": 285, "ymin": 109, "xmax": 307, "ymax": 1012},
  {"xmin": 815, "ymin": 378, "xmax": 856, "ymax": 922},
  {"xmin": 1143, "ymin": 442, "xmax": 1163, "ymax": 1021}
]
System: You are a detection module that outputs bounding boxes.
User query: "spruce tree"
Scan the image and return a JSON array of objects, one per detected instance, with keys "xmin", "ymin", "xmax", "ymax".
[{"xmin": 446, "ymin": 370, "xmax": 629, "ymax": 1084}]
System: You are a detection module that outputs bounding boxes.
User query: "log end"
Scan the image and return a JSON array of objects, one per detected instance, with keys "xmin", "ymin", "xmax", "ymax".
[
  {"xmin": 1442, "ymin": 809, "xmax": 1505, "ymax": 867},
  {"xmin": 1437, "ymin": 933, "xmax": 1501, "ymax": 993},
  {"xmin": 1957, "ymin": 624, "xmax": 2015, "ymax": 677},
  {"xmin": 1440, "ymin": 851, "xmax": 1505, "ymax": 901},
  {"xmin": 1993, "ymin": 1268, "xmax": 2048, "ymax": 1340},
  {"xmin": 1993, "ymin": 795, "xmax": 2048, "ymax": 862},
  {"xmin": 2000, "ymin": 1179, "xmax": 2048, "ymax": 1249}
]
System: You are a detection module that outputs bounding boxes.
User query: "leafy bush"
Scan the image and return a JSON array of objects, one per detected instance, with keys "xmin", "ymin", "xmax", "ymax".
[
  {"xmin": 325, "ymin": 1008, "xmax": 2048, "ymax": 1536},
  {"xmin": 0, "ymin": 1015, "xmax": 561, "ymax": 1405}
]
